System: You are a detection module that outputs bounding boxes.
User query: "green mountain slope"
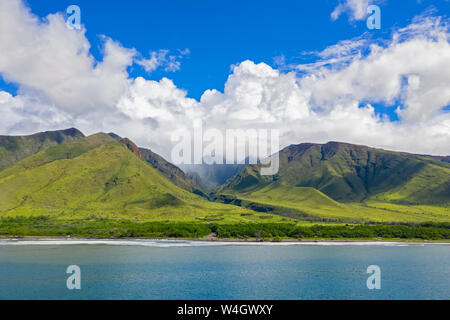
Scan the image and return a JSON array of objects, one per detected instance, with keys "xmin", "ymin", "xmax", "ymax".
[
  {"xmin": 107, "ymin": 133, "xmax": 200, "ymax": 194},
  {"xmin": 221, "ymin": 142, "xmax": 450, "ymax": 204},
  {"xmin": 0, "ymin": 133, "xmax": 286, "ymax": 223},
  {"xmin": 0, "ymin": 128, "xmax": 84, "ymax": 171},
  {"xmin": 217, "ymin": 142, "xmax": 450, "ymax": 223},
  {"xmin": 139, "ymin": 147, "xmax": 201, "ymax": 194}
]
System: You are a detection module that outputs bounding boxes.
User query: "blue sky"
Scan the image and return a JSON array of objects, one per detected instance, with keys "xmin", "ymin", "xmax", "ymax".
[
  {"xmin": 0, "ymin": 0, "xmax": 449, "ymax": 157},
  {"xmin": 15, "ymin": 0, "xmax": 447, "ymax": 102}
]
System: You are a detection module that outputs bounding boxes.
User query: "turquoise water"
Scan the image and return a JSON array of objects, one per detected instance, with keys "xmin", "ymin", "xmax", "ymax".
[{"xmin": 0, "ymin": 240, "xmax": 449, "ymax": 300}]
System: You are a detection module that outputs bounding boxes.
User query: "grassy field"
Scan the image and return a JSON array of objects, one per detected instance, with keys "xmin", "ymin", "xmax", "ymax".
[
  {"xmin": 223, "ymin": 182, "xmax": 450, "ymax": 223},
  {"xmin": 370, "ymin": 163, "xmax": 450, "ymax": 205}
]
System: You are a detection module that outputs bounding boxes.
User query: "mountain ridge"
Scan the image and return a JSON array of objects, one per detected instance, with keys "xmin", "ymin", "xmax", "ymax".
[
  {"xmin": 1, "ymin": 128, "xmax": 448, "ymax": 225},
  {"xmin": 0, "ymin": 128, "xmax": 84, "ymax": 171},
  {"xmin": 107, "ymin": 133, "xmax": 200, "ymax": 193},
  {"xmin": 215, "ymin": 141, "xmax": 450, "ymax": 223},
  {"xmin": 0, "ymin": 133, "xmax": 266, "ymax": 223}
]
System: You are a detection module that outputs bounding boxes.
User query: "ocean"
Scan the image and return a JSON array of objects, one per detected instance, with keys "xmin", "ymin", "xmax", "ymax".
[{"xmin": 0, "ymin": 239, "xmax": 449, "ymax": 300}]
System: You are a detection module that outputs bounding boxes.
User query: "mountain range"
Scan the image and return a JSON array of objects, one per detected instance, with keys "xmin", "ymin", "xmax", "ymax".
[
  {"xmin": 0, "ymin": 128, "xmax": 449, "ymax": 224},
  {"xmin": 217, "ymin": 141, "xmax": 450, "ymax": 223},
  {"xmin": 0, "ymin": 130, "xmax": 287, "ymax": 224}
]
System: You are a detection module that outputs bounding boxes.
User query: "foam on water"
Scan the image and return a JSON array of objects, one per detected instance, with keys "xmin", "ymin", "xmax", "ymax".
[{"xmin": 0, "ymin": 238, "xmax": 447, "ymax": 247}]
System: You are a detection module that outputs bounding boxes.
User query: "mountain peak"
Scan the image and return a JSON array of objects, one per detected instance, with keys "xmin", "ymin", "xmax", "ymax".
[
  {"xmin": 220, "ymin": 139, "xmax": 450, "ymax": 205},
  {"xmin": 0, "ymin": 128, "xmax": 86, "ymax": 171},
  {"xmin": 56, "ymin": 127, "xmax": 84, "ymax": 137},
  {"xmin": 107, "ymin": 132, "xmax": 122, "ymax": 141}
]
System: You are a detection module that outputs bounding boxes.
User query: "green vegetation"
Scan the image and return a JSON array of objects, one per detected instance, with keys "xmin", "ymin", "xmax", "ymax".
[
  {"xmin": 108, "ymin": 132, "xmax": 200, "ymax": 193},
  {"xmin": 218, "ymin": 183, "xmax": 450, "ymax": 223},
  {"xmin": 139, "ymin": 147, "xmax": 200, "ymax": 193},
  {"xmin": 213, "ymin": 222, "xmax": 450, "ymax": 240},
  {"xmin": 0, "ymin": 216, "xmax": 211, "ymax": 238},
  {"xmin": 217, "ymin": 142, "xmax": 450, "ymax": 223},
  {"xmin": 1, "ymin": 216, "xmax": 449, "ymax": 240},
  {"xmin": 0, "ymin": 128, "xmax": 84, "ymax": 171},
  {"xmin": 220, "ymin": 142, "xmax": 450, "ymax": 203},
  {"xmin": 0, "ymin": 133, "xmax": 295, "ymax": 224},
  {"xmin": 0, "ymin": 130, "xmax": 449, "ymax": 240}
]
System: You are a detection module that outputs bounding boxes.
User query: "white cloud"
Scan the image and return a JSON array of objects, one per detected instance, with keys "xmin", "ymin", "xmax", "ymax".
[
  {"xmin": 136, "ymin": 50, "xmax": 168, "ymax": 73},
  {"xmin": 201, "ymin": 61, "xmax": 311, "ymax": 123},
  {"xmin": 303, "ymin": 16, "xmax": 450, "ymax": 123},
  {"xmin": 0, "ymin": 91, "xmax": 73, "ymax": 134},
  {"xmin": 118, "ymin": 77, "xmax": 202, "ymax": 122},
  {"xmin": 0, "ymin": 0, "xmax": 136, "ymax": 114},
  {"xmin": 331, "ymin": 0, "xmax": 371, "ymax": 21},
  {"xmin": 136, "ymin": 48, "xmax": 189, "ymax": 73},
  {"xmin": 290, "ymin": 37, "xmax": 368, "ymax": 74},
  {"xmin": 0, "ymin": 0, "xmax": 449, "ymax": 161}
]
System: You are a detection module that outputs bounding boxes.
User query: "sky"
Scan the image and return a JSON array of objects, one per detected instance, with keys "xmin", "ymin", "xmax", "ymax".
[{"xmin": 0, "ymin": 0, "xmax": 449, "ymax": 160}]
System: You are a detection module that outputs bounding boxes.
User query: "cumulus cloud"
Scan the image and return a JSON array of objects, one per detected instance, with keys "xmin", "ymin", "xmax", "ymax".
[
  {"xmin": 117, "ymin": 15, "xmax": 450, "ymax": 157},
  {"xmin": 118, "ymin": 77, "xmax": 202, "ymax": 124},
  {"xmin": 201, "ymin": 61, "xmax": 311, "ymax": 123},
  {"xmin": 0, "ymin": 91, "xmax": 73, "ymax": 133},
  {"xmin": 304, "ymin": 16, "xmax": 450, "ymax": 123},
  {"xmin": 0, "ymin": 0, "xmax": 136, "ymax": 114},
  {"xmin": 0, "ymin": 0, "xmax": 449, "ymax": 162}
]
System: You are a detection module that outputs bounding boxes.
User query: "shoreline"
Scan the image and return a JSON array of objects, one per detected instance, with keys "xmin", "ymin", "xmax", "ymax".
[{"xmin": 1, "ymin": 236, "xmax": 449, "ymax": 245}]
